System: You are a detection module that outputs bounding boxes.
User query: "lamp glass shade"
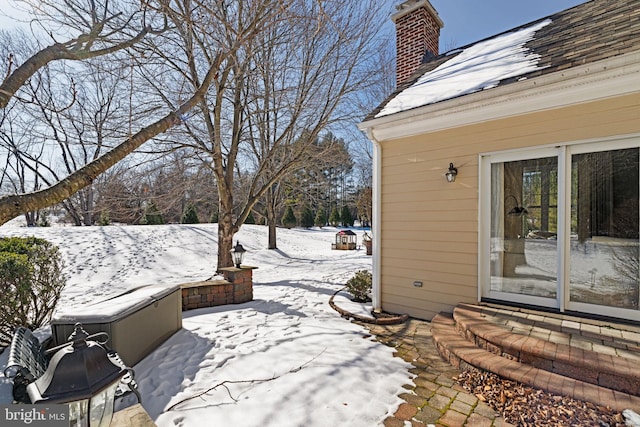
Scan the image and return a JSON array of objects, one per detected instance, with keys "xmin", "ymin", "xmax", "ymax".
[
  {"xmin": 445, "ymin": 163, "xmax": 457, "ymax": 182},
  {"xmin": 89, "ymin": 381, "xmax": 119, "ymax": 427},
  {"xmin": 69, "ymin": 399, "xmax": 89, "ymax": 426},
  {"xmin": 231, "ymin": 242, "xmax": 246, "ymax": 268}
]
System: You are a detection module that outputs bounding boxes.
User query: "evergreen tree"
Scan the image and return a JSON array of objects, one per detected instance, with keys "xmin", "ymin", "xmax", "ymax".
[
  {"xmin": 181, "ymin": 203, "xmax": 199, "ymax": 224},
  {"xmin": 143, "ymin": 201, "xmax": 165, "ymax": 225},
  {"xmin": 98, "ymin": 211, "xmax": 111, "ymax": 226},
  {"xmin": 329, "ymin": 206, "xmax": 340, "ymax": 227},
  {"xmin": 340, "ymin": 205, "xmax": 354, "ymax": 227},
  {"xmin": 300, "ymin": 206, "xmax": 314, "ymax": 228},
  {"xmin": 282, "ymin": 206, "xmax": 297, "ymax": 229},
  {"xmin": 37, "ymin": 211, "xmax": 50, "ymax": 227},
  {"xmin": 245, "ymin": 210, "xmax": 256, "ymax": 224},
  {"xmin": 314, "ymin": 209, "xmax": 326, "ymax": 228},
  {"xmin": 210, "ymin": 211, "xmax": 218, "ymax": 223}
]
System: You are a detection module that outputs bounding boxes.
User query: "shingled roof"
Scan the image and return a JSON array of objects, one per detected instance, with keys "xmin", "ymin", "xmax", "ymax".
[{"xmin": 365, "ymin": 0, "xmax": 640, "ymax": 121}]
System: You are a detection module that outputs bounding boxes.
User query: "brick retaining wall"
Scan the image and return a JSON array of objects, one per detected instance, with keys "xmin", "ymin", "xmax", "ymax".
[{"xmin": 181, "ymin": 266, "xmax": 256, "ymax": 311}]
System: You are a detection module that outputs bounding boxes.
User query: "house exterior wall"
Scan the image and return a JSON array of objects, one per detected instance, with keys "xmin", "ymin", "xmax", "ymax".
[{"xmin": 379, "ymin": 93, "xmax": 640, "ymax": 320}]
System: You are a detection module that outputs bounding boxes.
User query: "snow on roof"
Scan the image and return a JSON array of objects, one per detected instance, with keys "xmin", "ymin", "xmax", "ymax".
[{"xmin": 375, "ymin": 19, "xmax": 552, "ymax": 118}]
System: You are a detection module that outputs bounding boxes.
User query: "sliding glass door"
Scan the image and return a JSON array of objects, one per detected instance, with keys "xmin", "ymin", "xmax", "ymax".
[
  {"xmin": 568, "ymin": 147, "xmax": 639, "ymax": 316},
  {"xmin": 486, "ymin": 151, "xmax": 559, "ymax": 308},
  {"xmin": 481, "ymin": 138, "xmax": 640, "ymax": 320}
]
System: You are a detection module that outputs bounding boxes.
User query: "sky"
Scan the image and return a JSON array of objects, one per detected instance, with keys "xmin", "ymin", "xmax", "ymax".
[
  {"xmin": 0, "ymin": 221, "xmax": 412, "ymax": 427},
  {"xmin": 425, "ymin": 0, "xmax": 587, "ymax": 50},
  {"xmin": 0, "ymin": 1, "xmax": 588, "ymax": 47}
]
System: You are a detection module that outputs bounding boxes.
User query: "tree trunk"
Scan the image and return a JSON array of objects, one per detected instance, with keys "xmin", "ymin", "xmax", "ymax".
[
  {"xmin": 217, "ymin": 221, "xmax": 234, "ymax": 270},
  {"xmin": 216, "ymin": 194, "xmax": 238, "ymax": 271},
  {"xmin": 266, "ymin": 190, "xmax": 277, "ymax": 249},
  {"xmin": 24, "ymin": 212, "xmax": 36, "ymax": 227},
  {"xmin": 83, "ymin": 187, "xmax": 94, "ymax": 226},
  {"xmin": 268, "ymin": 219, "xmax": 277, "ymax": 250}
]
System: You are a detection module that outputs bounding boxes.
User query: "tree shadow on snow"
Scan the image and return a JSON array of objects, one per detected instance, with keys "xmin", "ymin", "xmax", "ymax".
[
  {"xmin": 116, "ymin": 328, "xmax": 214, "ymax": 420},
  {"xmin": 257, "ymin": 278, "xmax": 342, "ymax": 297},
  {"xmin": 180, "ymin": 298, "xmax": 308, "ymax": 319}
]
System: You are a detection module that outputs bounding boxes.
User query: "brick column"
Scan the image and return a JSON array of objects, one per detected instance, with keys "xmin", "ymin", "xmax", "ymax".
[{"xmin": 219, "ymin": 266, "xmax": 257, "ymax": 304}]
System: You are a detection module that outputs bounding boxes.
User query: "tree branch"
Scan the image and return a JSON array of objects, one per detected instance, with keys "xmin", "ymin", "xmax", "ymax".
[
  {"xmin": 0, "ymin": 21, "xmax": 154, "ymax": 109},
  {"xmin": 0, "ymin": 58, "xmax": 221, "ymax": 225}
]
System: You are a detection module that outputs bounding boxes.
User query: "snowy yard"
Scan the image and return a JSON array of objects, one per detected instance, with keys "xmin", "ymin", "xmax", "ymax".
[{"xmin": 0, "ymin": 222, "xmax": 412, "ymax": 427}]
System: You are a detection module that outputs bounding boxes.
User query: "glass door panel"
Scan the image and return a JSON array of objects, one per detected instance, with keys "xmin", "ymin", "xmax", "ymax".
[
  {"xmin": 569, "ymin": 148, "xmax": 640, "ymax": 310},
  {"xmin": 490, "ymin": 157, "xmax": 558, "ymax": 302}
]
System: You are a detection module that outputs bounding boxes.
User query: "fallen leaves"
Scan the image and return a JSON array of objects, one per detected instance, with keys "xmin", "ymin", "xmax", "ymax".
[{"xmin": 455, "ymin": 369, "xmax": 625, "ymax": 427}]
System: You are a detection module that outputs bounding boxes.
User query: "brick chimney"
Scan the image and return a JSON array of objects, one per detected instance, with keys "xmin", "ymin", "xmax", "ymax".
[{"xmin": 392, "ymin": 0, "xmax": 444, "ymax": 85}]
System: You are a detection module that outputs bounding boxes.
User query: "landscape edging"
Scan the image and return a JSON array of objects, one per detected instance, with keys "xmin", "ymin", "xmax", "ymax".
[{"xmin": 329, "ymin": 287, "xmax": 408, "ymax": 325}]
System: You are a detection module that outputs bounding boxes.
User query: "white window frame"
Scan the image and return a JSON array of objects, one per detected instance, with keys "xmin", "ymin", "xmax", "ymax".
[{"xmin": 479, "ymin": 133, "xmax": 640, "ymax": 321}]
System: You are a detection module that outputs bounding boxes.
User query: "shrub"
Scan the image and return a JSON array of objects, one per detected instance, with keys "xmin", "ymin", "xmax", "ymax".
[
  {"xmin": 143, "ymin": 201, "xmax": 165, "ymax": 225},
  {"xmin": 181, "ymin": 203, "xmax": 200, "ymax": 224},
  {"xmin": 37, "ymin": 211, "xmax": 50, "ymax": 227},
  {"xmin": 98, "ymin": 211, "xmax": 111, "ymax": 226},
  {"xmin": 340, "ymin": 205, "xmax": 354, "ymax": 227},
  {"xmin": 0, "ymin": 237, "xmax": 66, "ymax": 347},
  {"xmin": 245, "ymin": 211, "xmax": 256, "ymax": 225},
  {"xmin": 300, "ymin": 206, "xmax": 314, "ymax": 228},
  {"xmin": 329, "ymin": 207, "xmax": 340, "ymax": 227},
  {"xmin": 282, "ymin": 206, "xmax": 297, "ymax": 228},
  {"xmin": 314, "ymin": 209, "xmax": 326, "ymax": 228},
  {"xmin": 345, "ymin": 270, "xmax": 372, "ymax": 303}
]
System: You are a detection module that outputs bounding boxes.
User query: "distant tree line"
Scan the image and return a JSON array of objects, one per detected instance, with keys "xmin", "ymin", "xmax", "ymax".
[{"xmin": 38, "ymin": 132, "xmax": 372, "ymax": 229}]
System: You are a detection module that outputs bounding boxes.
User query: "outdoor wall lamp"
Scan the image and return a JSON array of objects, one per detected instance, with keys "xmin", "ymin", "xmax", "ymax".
[
  {"xmin": 506, "ymin": 195, "xmax": 528, "ymax": 216},
  {"xmin": 445, "ymin": 163, "xmax": 458, "ymax": 183},
  {"xmin": 231, "ymin": 241, "xmax": 246, "ymax": 268},
  {"xmin": 27, "ymin": 324, "xmax": 127, "ymax": 427}
]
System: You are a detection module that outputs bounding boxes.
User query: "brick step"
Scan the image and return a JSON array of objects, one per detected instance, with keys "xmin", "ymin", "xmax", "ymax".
[
  {"xmin": 457, "ymin": 303, "xmax": 640, "ymax": 358},
  {"xmin": 452, "ymin": 304, "xmax": 640, "ymax": 396},
  {"xmin": 431, "ymin": 313, "xmax": 640, "ymax": 413}
]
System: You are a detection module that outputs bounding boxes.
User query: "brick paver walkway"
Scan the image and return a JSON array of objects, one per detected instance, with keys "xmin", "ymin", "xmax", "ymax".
[{"xmin": 364, "ymin": 319, "xmax": 514, "ymax": 427}]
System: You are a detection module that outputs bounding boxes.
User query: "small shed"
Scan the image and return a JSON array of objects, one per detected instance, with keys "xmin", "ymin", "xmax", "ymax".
[{"xmin": 332, "ymin": 230, "xmax": 357, "ymax": 250}]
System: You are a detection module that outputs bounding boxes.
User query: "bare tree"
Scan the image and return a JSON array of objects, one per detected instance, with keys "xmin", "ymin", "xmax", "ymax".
[
  {"xmin": 0, "ymin": 98, "xmax": 45, "ymax": 225},
  {"xmin": 0, "ymin": 0, "xmax": 163, "ymax": 108},
  {"xmin": 0, "ymin": 0, "xmax": 274, "ymax": 225},
  {"xmin": 0, "ymin": 0, "xmax": 391, "ymax": 274},
  {"xmin": 10, "ymin": 58, "xmax": 133, "ymax": 225},
  {"xmin": 143, "ymin": 0, "xmax": 390, "ymax": 268}
]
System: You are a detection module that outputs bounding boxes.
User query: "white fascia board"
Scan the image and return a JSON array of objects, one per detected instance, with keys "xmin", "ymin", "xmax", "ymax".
[{"xmin": 358, "ymin": 50, "xmax": 640, "ymax": 142}]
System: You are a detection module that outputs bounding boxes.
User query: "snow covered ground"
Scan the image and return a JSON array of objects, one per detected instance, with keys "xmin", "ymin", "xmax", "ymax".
[{"xmin": 0, "ymin": 222, "xmax": 412, "ymax": 427}]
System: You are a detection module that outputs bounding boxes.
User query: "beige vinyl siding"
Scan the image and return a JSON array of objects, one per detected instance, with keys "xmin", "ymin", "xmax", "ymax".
[{"xmin": 378, "ymin": 93, "xmax": 640, "ymax": 320}]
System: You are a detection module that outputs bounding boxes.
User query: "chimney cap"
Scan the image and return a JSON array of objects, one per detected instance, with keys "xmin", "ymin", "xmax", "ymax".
[{"xmin": 392, "ymin": 0, "xmax": 444, "ymax": 28}]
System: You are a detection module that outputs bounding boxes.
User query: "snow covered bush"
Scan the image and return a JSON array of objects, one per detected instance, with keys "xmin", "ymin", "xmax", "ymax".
[
  {"xmin": 345, "ymin": 270, "xmax": 372, "ymax": 303},
  {"xmin": 0, "ymin": 237, "xmax": 66, "ymax": 347}
]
